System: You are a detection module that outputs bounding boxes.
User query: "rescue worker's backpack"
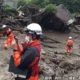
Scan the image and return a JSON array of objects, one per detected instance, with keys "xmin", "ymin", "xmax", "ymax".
[{"xmin": 17, "ymin": 47, "xmax": 39, "ymax": 71}]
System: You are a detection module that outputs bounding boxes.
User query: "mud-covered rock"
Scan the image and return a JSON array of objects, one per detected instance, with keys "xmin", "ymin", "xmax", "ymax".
[{"xmin": 39, "ymin": 60, "xmax": 55, "ymax": 77}]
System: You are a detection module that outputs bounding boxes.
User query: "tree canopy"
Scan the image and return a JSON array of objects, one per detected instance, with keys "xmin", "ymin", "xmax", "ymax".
[{"xmin": 17, "ymin": 0, "xmax": 80, "ymax": 16}]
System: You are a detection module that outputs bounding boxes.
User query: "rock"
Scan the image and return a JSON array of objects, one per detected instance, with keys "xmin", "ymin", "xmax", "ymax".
[
  {"xmin": 41, "ymin": 53, "xmax": 45, "ymax": 61},
  {"xmin": 50, "ymin": 55, "xmax": 64, "ymax": 65},
  {"xmin": 41, "ymin": 49, "xmax": 46, "ymax": 55},
  {"xmin": 71, "ymin": 59, "xmax": 80, "ymax": 69},
  {"xmin": 39, "ymin": 60, "xmax": 55, "ymax": 77},
  {"xmin": 59, "ymin": 58, "xmax": 80, "ymax": 71},
  {"xmin": 39, "ymin": 75, "xmax": 45, "ymax": 80},
  {"xmin": 45, "ymin": 59, "xmax": 50, "ymax": 64},
  {"xmin": 59, "ymin": 61, "xmax": 74, "ymax": 70}
]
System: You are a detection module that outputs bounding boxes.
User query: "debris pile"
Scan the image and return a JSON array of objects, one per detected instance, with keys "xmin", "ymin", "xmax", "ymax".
[{"xmin": 0, "ymin": 4, "xmax": 76, "ymax": 33}]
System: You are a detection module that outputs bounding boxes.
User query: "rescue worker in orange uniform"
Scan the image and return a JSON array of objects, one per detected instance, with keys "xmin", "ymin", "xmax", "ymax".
[
  {"xmin": 65, "ymin": 36, "xmax": 73, "ymax": 53},
  {"xmin": 11, "ymin": 23, "xmax": 42, "ymax": 80},
  {"xmin": 1, "ymin": 25, "xmax": 14, "ymax": 49}
]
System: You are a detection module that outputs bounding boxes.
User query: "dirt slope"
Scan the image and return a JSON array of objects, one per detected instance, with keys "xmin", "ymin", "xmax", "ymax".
[{"xmin": 0, "ymin": 31, "xmax": 80, "ymax": 80}]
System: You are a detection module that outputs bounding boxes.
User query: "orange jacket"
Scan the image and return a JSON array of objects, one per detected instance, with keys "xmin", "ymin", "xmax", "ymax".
[
  {"xmin": 13, "ymin": 40, "xmax": 41, "ymax": 77},
  {"xmin": 66, "ymin": 40, "xmax": 73, "ymax": 47},
  {"xmin": 3, "ymin": 28, "xmax": 14, "ymax": 41}
]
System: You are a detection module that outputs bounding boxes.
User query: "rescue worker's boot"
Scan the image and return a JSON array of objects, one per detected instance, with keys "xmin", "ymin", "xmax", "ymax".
[
  {"xmin": 68, "ymin": 49, "xmax": 72, "ymax": 55},
  {"xmin": 64, "ymin": 51, "xmax": 68, "ymax": 56},
  {"xmin": 68, "ymin": 52, "xmax": 72, "ymax": 56}
]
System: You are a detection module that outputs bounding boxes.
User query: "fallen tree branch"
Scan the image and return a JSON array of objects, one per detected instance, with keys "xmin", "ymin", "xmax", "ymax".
[{"xmin": 74, "ymin": 25, "xmax": 80, "ymax": 31}]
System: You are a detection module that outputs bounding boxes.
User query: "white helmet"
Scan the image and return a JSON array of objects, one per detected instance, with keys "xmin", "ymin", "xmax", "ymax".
[
  {"xmin": 2, "ymin": 25, "xmax": 7, "ymax": 28},
  {"xmin": 69, "ymin": 36, "xmax": 72, "ymax": 39},
  {"xmin": 24, "ymin": 23, "xmax": 42, "ymax": 35}
]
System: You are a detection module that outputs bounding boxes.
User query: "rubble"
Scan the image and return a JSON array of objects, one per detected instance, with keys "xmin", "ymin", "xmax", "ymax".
[
  {"xmin": 0, "ymin": 4, "xmax": 76, "ymax": 33},
  {"xmin": 0, "ymin": 3, "xmax": 80, "ymax": 80},
  {"xmin": 39, "ymin": 60, "xmax": 55, "ymax": 78}
]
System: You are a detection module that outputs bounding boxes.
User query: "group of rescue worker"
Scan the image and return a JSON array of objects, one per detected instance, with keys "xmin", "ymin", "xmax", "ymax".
[
  {"xmin": 0, "ymin": 23, "xmax": 42, "ymax": 80},
  {"xmin": 0, "ymin": 23, "xmax": 73, "ymax": 80}
]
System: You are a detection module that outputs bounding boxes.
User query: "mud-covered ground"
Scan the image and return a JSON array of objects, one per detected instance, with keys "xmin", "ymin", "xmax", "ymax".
[{"xmin": 0, "ymin": 30, "xmax": 80, "ymax": 80}]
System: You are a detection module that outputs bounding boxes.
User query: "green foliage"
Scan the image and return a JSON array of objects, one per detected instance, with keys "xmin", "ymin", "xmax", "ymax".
[
  {"xmin": 17, "ymin": 0, "xmax": 27, "ymax": 8},
  {"xmin": 28, "ymin": 0, "xmax": 50, "ymax": 8},
  {"xmin": 3, "ymin": 5, "xmax": 18, "ymax": 15},
  {"xmin": 3, "ymin": 0, "xmax": 80, "ymax": 16},
  {"xmin": 28, "ymin": 0, "xmax": 38, "ymax": 8},
  {"xmin": 73, "ymin": 12, "xmax": 80, "ymax": 17},
  {"xmin": 44, "ymin": 4, "xmax": 56, "ymax": 14},
  {"xmin": 28, "ymin": 0, "xmax": 80, "ymax": 14},
  {"xmin": 17, "ymin": 0, "xmax": 29, "ymax": 16},
  {"xmin": 48, "ymin": 0, "xmax": 80, "ymax": 13}
]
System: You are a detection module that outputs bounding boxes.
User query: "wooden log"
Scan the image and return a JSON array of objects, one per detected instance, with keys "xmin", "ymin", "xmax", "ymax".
[{"xmin": 74, "ymin": 25, "xmax": 80, "ymax": 31}]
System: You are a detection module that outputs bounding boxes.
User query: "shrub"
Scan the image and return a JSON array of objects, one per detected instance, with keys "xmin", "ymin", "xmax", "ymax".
[
  {"xmin": 17, "ymin": 0, "xmax": 27, "ymax": 8},
  {"xmin": 73, "ymin": 12, "xmax": 80, "ymax": 17},
  {"xmin": 44, "ymin": 4, "xmax": 57, "ymax": 14},
  {"xmin": 3, "ymin": 5, "xmax": 18, "ymax": 15}
]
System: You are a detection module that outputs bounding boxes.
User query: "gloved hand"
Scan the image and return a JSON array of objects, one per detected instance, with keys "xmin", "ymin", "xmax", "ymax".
[{"xmin": 11, "ymin": 36, "xmax": 23, "ymax": 53}]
